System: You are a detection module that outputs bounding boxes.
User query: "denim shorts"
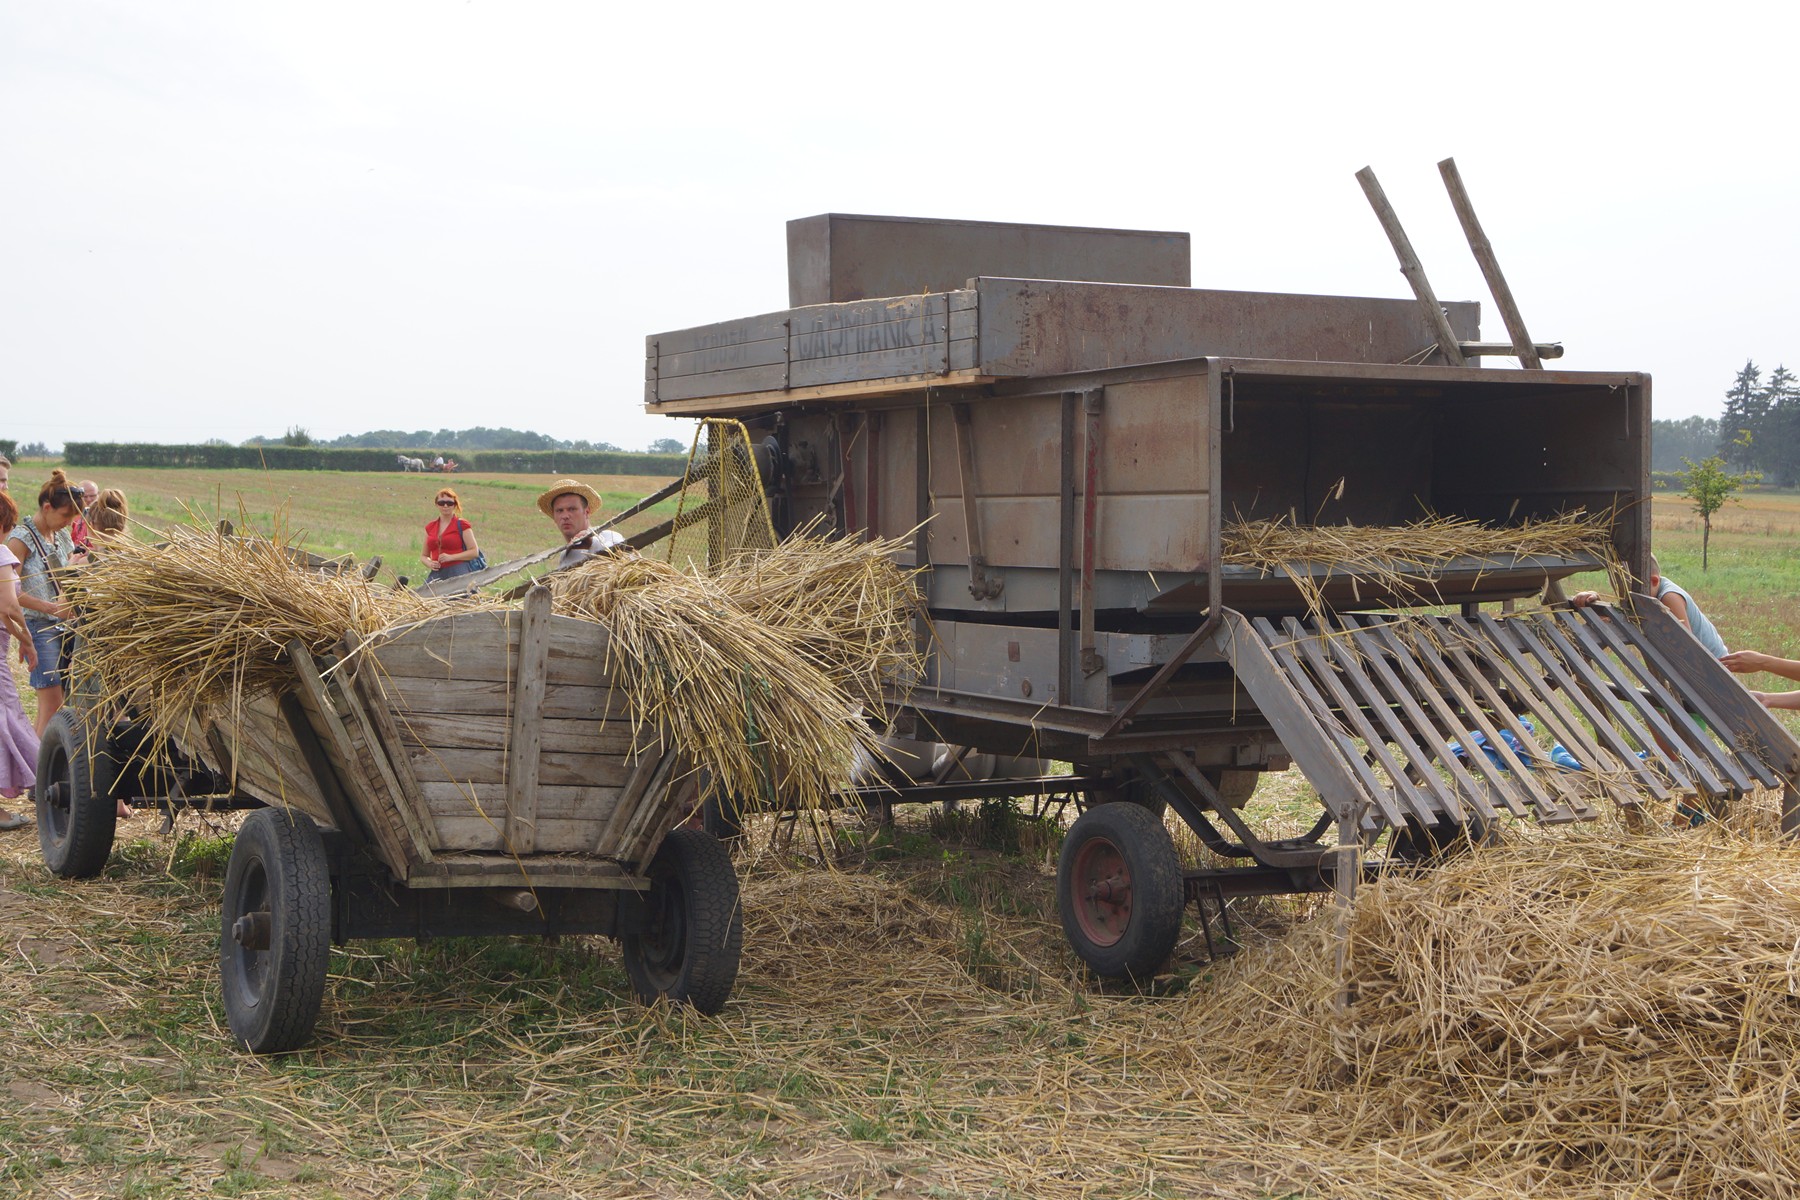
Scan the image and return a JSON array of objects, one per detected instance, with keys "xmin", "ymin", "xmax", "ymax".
[
  {"xmin": 27, "ymin": 621, "xmax": 64, "ymax": 690},
  {"xmin": 428, "ymin": 560, "xmax": 477, "ymax": 582}
]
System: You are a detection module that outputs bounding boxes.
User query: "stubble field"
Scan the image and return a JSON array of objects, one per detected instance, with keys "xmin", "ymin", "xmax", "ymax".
[{"xmin": 3, "ymin": 469, "xmax": 1799, "ymax": 1199}]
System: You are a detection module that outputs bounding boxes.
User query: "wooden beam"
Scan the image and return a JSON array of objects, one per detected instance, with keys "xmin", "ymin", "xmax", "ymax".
[
  {"xmin": 1438, "ymin": 157, "xmax": 1542, "ymax": 368},
  {"xmin": 503, "ymin": 586, "xmax": 553, "ymax": 854},
  {"xmin": 1355, "ymin": 165, "xmax": 1467, "ymax": 367}
]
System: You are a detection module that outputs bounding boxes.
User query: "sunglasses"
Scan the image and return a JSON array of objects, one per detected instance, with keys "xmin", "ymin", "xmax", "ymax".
[{"xmin": 436, "ymin": 499, "xmax": 456, "ymax": 506}]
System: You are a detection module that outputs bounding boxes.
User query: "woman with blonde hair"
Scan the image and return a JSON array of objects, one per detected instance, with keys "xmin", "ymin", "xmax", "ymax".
[
  {"xmin": 4, "ymin": 469, "xmax": 85, "ymax": 735},
  {"xmin": 0, "ymin": 489, "xmax": 41, "ymax": 829},
  {"xmin": 422, "ymin": 487, "xmax": 482, "ymax": 583},
  {"xmin": 85, "ymin": 488, "xmax": 128, "ymax": 538}
]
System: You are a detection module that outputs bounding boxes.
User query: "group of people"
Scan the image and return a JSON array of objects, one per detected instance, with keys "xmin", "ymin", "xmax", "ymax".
[
  {"xmin": 420, "ymin": 477, "xmax": 623, "ymax": 583},
  {"xmin": 0, "ymin": 461, "xmax": 131, "ymax": 831}
]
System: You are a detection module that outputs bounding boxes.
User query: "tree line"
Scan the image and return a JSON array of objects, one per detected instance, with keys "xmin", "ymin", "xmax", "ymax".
[{"xmin": 245, "ymin": 425, "xmax": 688, "ymax": 456}]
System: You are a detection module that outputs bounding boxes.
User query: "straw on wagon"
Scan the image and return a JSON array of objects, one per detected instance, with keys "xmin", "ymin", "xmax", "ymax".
[
  {"xmin": 63, "ymin": 519, "xmax": 444, "ymax": 764},
  {"xmin": 1223, "ymin": 509, "xmax": 1620, "ymax": 617},
  {"xmin": 544, "ymin": 534, "xmax": 923, "ymax": 813}
]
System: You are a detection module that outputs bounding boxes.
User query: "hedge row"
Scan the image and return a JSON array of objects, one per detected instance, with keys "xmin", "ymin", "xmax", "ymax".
[{"xmin": 63, "ymin": 443, "xmax": 688, "ymax": 476}]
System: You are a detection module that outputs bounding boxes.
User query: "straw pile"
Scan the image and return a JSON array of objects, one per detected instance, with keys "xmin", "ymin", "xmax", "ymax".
[
  {"xmin": 545, "ymin": 535, "xmax": 922, "ymax": 810},
  {"xmin": 1192, "ymin": 821, "xmax": 1800, "ymax": 1197},
  {"xmin": 1223, "ymin": 510, "xmax": 1618, "ymax": 615},
  {"xmin": 65, "ymin": 521, "xmax": 443, "ymax": 754}
]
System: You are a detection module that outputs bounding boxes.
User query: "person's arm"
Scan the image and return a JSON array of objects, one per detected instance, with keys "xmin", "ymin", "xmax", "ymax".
[
  {"xmin": 1754, "ymin": 690, "xmax": 1800, "ymax": 710},
  {"xmin": 1721, "ymin": 650, "xmax": 1800, "ymax": 683},
  {"xmin": 4, "ymin": 535, "xmax": 70, "ymax": 621},
  {"xmin": 1658, "ymin": 588, "xmax": 1695, "ymax": 633},
  {"xmin": 0, "ymin": 566, "xmax": 34, "ymax": 665}
]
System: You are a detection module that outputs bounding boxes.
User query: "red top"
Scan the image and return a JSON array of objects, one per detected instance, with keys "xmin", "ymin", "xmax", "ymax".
[{"xmin": 425, "ymin": 518, "xmax": 470, "ymax": 559}]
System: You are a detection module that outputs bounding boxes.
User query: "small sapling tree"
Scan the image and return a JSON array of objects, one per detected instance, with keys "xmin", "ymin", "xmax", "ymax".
[{"xmin": 1678, "ymin": 441, "xmax": 1759, "ymax": 571}]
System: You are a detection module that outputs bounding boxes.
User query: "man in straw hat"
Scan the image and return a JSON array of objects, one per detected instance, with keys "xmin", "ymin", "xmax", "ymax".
[{"xmin": 538, "ymin": 479, "xmax": 624, "ymax": 569}]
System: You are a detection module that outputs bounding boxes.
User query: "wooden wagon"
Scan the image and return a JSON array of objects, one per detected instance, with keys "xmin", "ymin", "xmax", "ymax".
[{"xmin": 42, "ymin": 584, "xmax": 741, "ymax": 1053}]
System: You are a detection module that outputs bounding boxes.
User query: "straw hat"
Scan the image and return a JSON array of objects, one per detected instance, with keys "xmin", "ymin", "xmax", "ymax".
[{"xmin": 537, "ymin": 479, "xmax": 603, "ymax": 517}]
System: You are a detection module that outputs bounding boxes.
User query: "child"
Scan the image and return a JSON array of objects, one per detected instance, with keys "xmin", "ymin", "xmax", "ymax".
[
  {"xmin": 1571, "ymin": 552, "xmax": 1726, "ymax": 656},
  {"xmin": 0, "ymin": 489, "xmax": 41, "ymax": 830}
]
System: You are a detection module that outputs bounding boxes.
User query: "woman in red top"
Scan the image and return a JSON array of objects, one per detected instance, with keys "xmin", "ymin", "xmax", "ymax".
[{"xmin": 423, "ymin": 489, "xmax": 481, "ymax": 582}]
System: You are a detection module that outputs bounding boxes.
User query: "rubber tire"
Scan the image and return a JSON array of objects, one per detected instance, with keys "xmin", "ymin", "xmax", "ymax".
[
  {"xmin": 220, "ymin": 808, "xmax": 331, "ymax": 1054},
  {"xmin": 34, "ymin": 710, "xmax": 119, "ymax": 879},
  {"xmin": 1058, "ymin": 802, "xmax": 1185, "ymax": 984},
  {"xmin": 1389, "ymin": 812, "xmax": 1496, "ymax": 863},
  {"xmin": 621, "ymin": 829, "xmax": 743, "ymax": 1015}
]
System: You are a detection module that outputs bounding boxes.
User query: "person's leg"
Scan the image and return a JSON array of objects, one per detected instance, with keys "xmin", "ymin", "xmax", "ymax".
[{"xmin": 27, "ymin": 623, "xmax": 64, "ymax": 736}]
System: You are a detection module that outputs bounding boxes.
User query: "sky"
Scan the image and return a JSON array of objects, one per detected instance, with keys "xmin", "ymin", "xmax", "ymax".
[{"xmin": 3, "ymin": 1, "xmax": 1796, "ymax": 453}]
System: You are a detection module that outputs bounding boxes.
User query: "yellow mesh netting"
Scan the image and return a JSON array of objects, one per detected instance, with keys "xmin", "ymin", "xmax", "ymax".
[{"xmin": 661, "ymin": 418, "xmax": 778, "ymax": 574}]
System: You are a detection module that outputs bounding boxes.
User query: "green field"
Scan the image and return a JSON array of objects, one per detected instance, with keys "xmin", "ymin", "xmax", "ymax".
[
  {"xmin": 2, "ymin": 473, "xmax": 1798, "ymax": 1198},
  {"xmin": 13, "ymin": 463, "xmax": 682, "ymax": 587}
]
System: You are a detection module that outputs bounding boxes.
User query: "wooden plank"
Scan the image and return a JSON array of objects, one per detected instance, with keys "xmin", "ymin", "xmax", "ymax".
[
  {"xmin": 645, "ymin": 369, "xmax": 997, "ymax": 415},
  {"xmin": 612, "ymin": 752, "xmax": 685, "ymax": 868},
  {"xmin": 1319, "ymin": 616, "xmax": 1469, "ymax": 823},
  {"xmin": 287, "ymin": 646, "xmax": 415, "ymax": 873},
  {"xmin": 1345, "ymin": 616, "xmax": 1501, "ymax": 822},
  {"xmin": 430, "ymin": 812, "xmax": 622, "ymax": 854},
  {"xmin": 420, "ymin": 781, "xmax": 620, "ymax": 815},
  {"xmin": 1473, "ymin": 615, "xmax": 1655, "ymax": 807},
  {"xmin": 503, "ymin": 586, "xmax": 552, "ymax": 853},
  {"xmin": 649, "ymin": 310, "xmax": 793, "ymax": 358},
  {"xmin": 369, "ymin": 619, "xmax": 612, "ymax": 685},
  {"xmin": 407, "ymin": 745, "xmax": 631, "ymax": 790},
  {"xmin": 594, "ymin": 747, "xmax": 673, "ymax": 858},
  {"xmin": 1541, "ymin": 613, "xmax": 1726, "ymax": 793},
  {"xmin": 1625, "ymin": 596, "xmax": 1800, "ymax": 780},
  {"xmin": 381, "ymin": 676, "xmax": 623, "ymax": 722},
  {"xmin": 406, "ymin": 856, "xmax": 644, "ymax": 890},
  {"xmin": 331, "ymin": 652, "xmax": 435, "ymax": 865},
  {"xmin": 1282, "ymin": 617, "xmax": 1442, "ymax": 826},
  {"xmin": 1355, "ymin": 165, "xmax": 1467, "ymax": 367},
  {"xmin": 1218, "ymin": 613, "xmax": 1386, "ymax": 826},
  {"xmin": 1249, "ymin": 619, "xmax": 1408, "ymax": 828},
  {"xmin": 1425, "ymin": 621, "xmax": 1588, "ymax": 820},
  {"xmin": 400, "ymin": 714, "xmax": 637, "ymax": 757},
  {"xmin": 1371, "ymin": 620, "xmax": 1543, "ymax": 819},
  {"xmin": 1438, "ymin": 158, "xmax": 1541, "ymax": 369},
  {"xmin": 344, "ymin": 643, "xmax": 442, "ymax": 856}
]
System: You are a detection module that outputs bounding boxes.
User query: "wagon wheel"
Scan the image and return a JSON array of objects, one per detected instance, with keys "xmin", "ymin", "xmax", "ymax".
[
  {"xmin": 1057, "ymin": 802, "xmax": 1184, "ymax": 983},
  {"xmin": 220, "ymin": 808, "xmax": 331, "ymax": 1054},
  {"xmin": 34, "ymin": 710, "xmax": 119, "ymax": 879},
  {"xmin": 621, "ymin": 829, "xmax": 743, "ymax": 1015}
]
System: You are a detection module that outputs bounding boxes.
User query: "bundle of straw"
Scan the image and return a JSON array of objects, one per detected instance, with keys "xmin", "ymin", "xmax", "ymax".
[
  {"xmin": 65, "ymin": 521, "xmax": 443, "ymax": 759},
  {"xmin": 1223, "ymin": 509, "xmax": 1619, "ymax": 616},
  {"xmin": 546, "ymin": 541, "xmax": 921, "ymax": 812},
  {"xmin": 709, "ymin": 525, "xmax": 923, "ymax": 714},
  {"xmin": 1191, "ymin": 823, "xmax": 1800, "ymax": 1197}
]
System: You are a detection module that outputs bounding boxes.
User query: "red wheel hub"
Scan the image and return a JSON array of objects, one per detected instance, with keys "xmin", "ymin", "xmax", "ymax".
[{"xmin": 1069, "ymin": 836, "xmax": 1132, "ymax": 947}]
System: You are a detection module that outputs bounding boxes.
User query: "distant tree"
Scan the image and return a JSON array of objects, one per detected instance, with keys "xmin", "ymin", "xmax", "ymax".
[
  {"xmin": 1678, "ymin": 449, "xmax": 1758, "ymax": 571},
  {"xmin": 647, "ymin": 437, "xmax": 686, "ymax": 454},
  {"xmin": 1717, "ymin": 360, "xmax": 1764, "ymax": 470},
  {"xmin": 15, "ymin": 441, "xmax": 50, "ymax": 458},
  {"xmin": 1651, "ymin": 415, "xmax": 1720, "ymax": 472},
  {"xmin": 1757, "ymin": 365, "xmax": 1800, "ymax": 486},
  {"xmin": 283, "ymin": 425, "xmax": 313, "ymax": 447}
]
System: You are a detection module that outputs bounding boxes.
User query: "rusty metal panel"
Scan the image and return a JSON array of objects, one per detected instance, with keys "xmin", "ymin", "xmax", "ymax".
[
  {"xmin": 975, "ymin": 278, "xmax": 1480, "ymax": 374},
  {"xmin": 788, "ymin": 213, "xmax": 1190, "ymax": 306}
]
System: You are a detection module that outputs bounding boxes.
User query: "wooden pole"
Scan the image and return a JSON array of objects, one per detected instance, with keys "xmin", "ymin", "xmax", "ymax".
[
  {"xmin": 1437, "ymin": 157, "xmax": 1542, "ymax": 368},
  {"xmin": 1355, "ymin": 166, "xmax": 1467, "ymax": 367}
]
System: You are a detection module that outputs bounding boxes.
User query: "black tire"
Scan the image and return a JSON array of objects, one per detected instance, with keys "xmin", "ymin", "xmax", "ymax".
[
  {"xmin": 621, "ymin": 828, "xmax": 743, "ymax": 1015},
  {"xmin": 1058, "ymin": 802, "xmax": 1185, "ymax": 983},
  {"xmin": 220, "ymin": 808, "xmax": 331, "ymax": 1054},
  {"xmin": 34, "ymin": 710, "xmax": 119, "ymax": 879},
  {"xmin": 1388, "ymin": 811, "xmax": 1496, "ymax": 864}
]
